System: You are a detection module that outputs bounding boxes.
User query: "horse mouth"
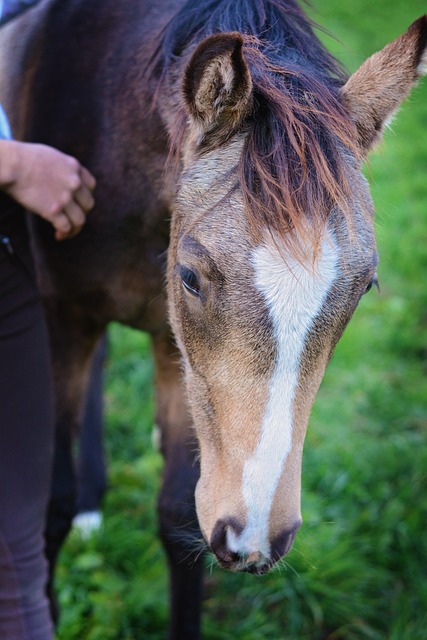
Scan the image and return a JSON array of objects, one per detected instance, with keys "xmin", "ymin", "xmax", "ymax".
[{"xmin": 213, "ymin": 552, "xmax": 274, "ymax": 575}]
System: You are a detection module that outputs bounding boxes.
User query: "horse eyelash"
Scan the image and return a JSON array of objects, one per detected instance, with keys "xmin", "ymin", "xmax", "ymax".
[
  {"xmin": 365, "ymin": 277, "xmax": 380, "ymax": 294},
  {"xmin": 180, "ymin": 267, "xmax": 201, "ymax": 296}
]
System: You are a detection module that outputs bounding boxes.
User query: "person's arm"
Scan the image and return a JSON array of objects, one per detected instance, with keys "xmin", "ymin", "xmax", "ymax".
[{"xmin": 0, "ymin": 139, "xmax": 96, "ymax": 240}]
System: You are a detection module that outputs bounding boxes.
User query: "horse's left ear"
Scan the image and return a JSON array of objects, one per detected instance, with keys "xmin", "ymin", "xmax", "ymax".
[
  {"xmin": 183, "ymin": 32, "xmax": 252, "ymax": 142},
  {"xmin": 341, "ymin": 16, "xmax": 427, "ymax": 154}
]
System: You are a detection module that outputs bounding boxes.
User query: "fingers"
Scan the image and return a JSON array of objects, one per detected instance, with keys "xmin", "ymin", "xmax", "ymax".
[
  {"xmin": 80, "ymin": 165, "xmax": 96, "ymax": 192},
  {"xmin": 53, "ymin": 201, "xmax": 88, "ymax": 241},
  {"xmin": 74, "ymin": 181, "xmax": 95, "ymax": 214},
  {"xmin": 72, "ymin": 164, "xmax": 96, "ymax": 212},
  {"xmin": 55, "ymin": 164, "xmax": 96, "ymax": 241},
  {"xmin": 5, "ymin": 140, "xmax": 97, "ymax": 240},
  {"xmin": 65, "ymin": 199, "xmax": 87, "ymax": 235},
  {"xmin": 51, "ymin": 211, "xmax": 73, "ymax": 241},
  {"xmin": 53, "ymin": 205, "xmax": 85, "ymax": 241}
]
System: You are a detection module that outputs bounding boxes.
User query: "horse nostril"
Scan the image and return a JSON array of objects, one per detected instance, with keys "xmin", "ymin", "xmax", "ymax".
[
  {"xmin": 210, "ymin": 517, "xmax": 243, "ymax": 565},
  {"xmin": 270, "ymin": 520, "xmax": 302, "ymax": 562},
  {"xmin": 210, "ymin": 518, "xmax": 302, "ymax": 569}
]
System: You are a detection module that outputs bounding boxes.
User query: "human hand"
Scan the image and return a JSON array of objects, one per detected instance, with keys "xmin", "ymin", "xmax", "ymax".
[{"xmin": 0, "ymin": 140, "xmax": 96, "ymax": 240}]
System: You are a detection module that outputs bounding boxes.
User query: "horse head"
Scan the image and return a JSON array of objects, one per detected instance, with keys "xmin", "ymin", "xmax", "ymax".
[{"xmin": 166, "ymin": 18, "xmax": 427, "ymax": 573}]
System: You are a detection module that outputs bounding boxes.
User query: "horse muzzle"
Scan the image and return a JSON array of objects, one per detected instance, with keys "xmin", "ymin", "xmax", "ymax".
[{"xmin": 209, "ymin": 517, "xmax": 301, "ymax": 574}]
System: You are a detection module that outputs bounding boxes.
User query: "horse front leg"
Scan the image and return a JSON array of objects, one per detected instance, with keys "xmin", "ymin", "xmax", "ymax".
[{"xmin": 152, "ymin": 333, "xmax": 204, "ymax": 640}]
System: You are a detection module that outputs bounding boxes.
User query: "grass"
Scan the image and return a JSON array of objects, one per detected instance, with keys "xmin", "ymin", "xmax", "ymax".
[{"xmin": 55, "ymin": 1, "xmax": 427, "ymax": 638}]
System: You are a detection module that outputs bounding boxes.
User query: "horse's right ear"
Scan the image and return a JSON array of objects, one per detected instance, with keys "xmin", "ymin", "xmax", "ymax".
[{"xmin": 183, "ymin": 33, "xmax": 252, "ymax": 143}]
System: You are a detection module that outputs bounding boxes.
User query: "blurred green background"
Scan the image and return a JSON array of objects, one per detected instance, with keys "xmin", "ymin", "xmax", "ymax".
[{"xmin": 55, "ymin": 1, "xmax": 427, "ymax": 638}]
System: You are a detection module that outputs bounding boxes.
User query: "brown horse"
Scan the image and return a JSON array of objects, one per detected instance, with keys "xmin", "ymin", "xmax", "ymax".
[{"xmin": 0, "ymin": 0, "xmax": 426, "ymax": 637}]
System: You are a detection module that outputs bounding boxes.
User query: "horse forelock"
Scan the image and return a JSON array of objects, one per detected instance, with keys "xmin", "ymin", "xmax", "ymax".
[
  {"xmin": 152, "ymin": 1, "xmax": 361, "ymax": 261},
  {"xmin": 240, "ymin": 39, "xmax": 360, "ymax": 255}
]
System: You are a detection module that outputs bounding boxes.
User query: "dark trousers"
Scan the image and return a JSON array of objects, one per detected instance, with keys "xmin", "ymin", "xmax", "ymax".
[{"xmin": 0, "ymin": 195, "xmax": 54, "ymax": 640}]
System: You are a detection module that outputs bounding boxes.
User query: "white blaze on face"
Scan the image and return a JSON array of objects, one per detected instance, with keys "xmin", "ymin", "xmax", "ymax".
[{"xmin": 227, "ymin": 233, "xmax": 339, "ymax": 558}]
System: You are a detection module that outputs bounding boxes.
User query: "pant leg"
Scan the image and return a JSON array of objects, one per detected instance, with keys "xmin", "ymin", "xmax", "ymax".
[{"xmin": 0, "ymin": 196, "xmax": 54, "ymax": 640}]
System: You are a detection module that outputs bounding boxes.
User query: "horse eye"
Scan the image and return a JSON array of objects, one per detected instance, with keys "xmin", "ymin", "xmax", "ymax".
[
  {"xmin": 180, "ymin": 267, "xmax": 201, "ymax": 296},
  {"xmin": 364, "ymin": 277, "xmax": 379, "ymax": 295}
]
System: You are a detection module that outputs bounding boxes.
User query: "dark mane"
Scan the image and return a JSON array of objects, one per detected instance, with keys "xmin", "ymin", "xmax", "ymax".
[
  {"xmin": 155, "ymin": 0, "xmax": 346, "ymax": 82},
  {"xmin": 152, "ymin": 0, "xmax": 359, "ymax": 251}
]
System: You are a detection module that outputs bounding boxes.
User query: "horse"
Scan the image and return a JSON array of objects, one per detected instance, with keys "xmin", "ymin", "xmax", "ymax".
[{"xmin": 0, "ymin": 0, "xmax": 425, "ymax": 637}]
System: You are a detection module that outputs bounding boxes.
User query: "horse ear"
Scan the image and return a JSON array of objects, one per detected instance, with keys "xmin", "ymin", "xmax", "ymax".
[
  {"xmin": 183, "ymin": 32, "xmax": 252, "ymax": 140},
  {"xmin": 341, "ymin": 16, "xmax": 427, "ymax": 154}
]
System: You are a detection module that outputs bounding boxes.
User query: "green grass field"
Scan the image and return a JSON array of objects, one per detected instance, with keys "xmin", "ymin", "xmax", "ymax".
[{"xmin": 55, "ymin": 1, "xmax": 427, "ymax": 638}]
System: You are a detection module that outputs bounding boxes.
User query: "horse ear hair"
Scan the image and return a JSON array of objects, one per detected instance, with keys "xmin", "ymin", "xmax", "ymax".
[
  {"xmin": 341, "ymin": 15, "xmax": 427, "ymax": 154},
  {"xmin": 183, "ymin": 32, "xmax": 252, "ymax": 135}
]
